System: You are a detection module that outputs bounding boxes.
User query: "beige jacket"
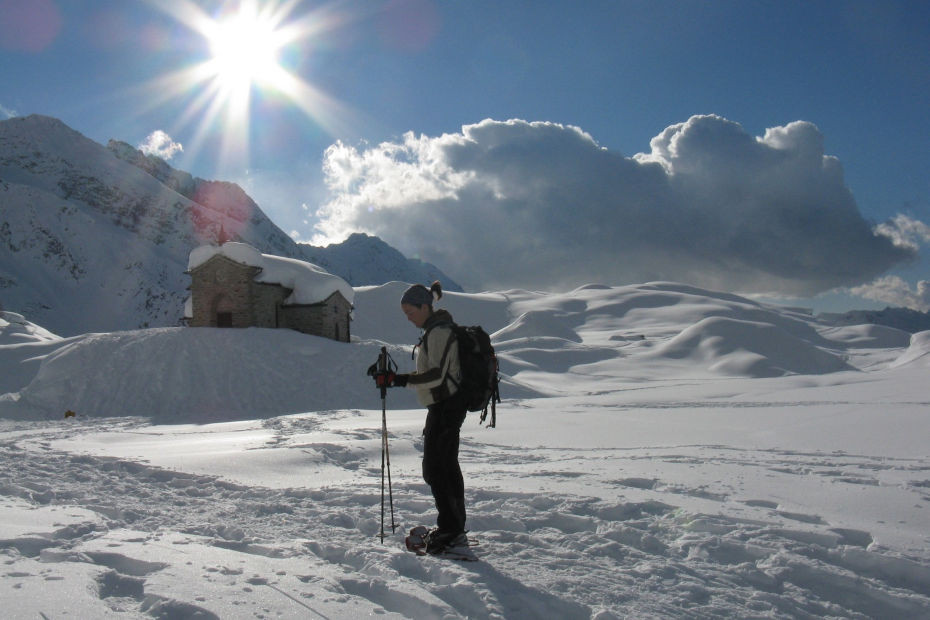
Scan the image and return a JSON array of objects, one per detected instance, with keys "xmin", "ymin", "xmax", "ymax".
[{"xmin": 406, "ymin": 310, "xmax": 462, "ymax": 407}]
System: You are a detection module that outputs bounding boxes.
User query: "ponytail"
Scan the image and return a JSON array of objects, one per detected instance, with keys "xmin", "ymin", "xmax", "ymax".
[{"xmin": 429, "ymin": 280, "xmax": 443, "ymax": 302}]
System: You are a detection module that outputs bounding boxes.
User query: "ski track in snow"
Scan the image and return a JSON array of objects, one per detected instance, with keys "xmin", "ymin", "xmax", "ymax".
[{"xmin": 2, "ymin": 413, "xmax": 929, "ymax": 619}]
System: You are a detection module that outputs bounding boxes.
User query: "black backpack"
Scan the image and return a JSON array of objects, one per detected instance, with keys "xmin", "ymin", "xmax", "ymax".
[{"xmin": 422, "ymin": 322, "xmax": 502, "ymax": 427}]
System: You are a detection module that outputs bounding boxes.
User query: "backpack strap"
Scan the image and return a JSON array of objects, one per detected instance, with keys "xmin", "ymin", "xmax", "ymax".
[
  {"xmin": 411, "ymin": 321, "xmax": 458, "ymax": 395},
  {"xmin": 413, "ymin": 320, "xmax": 452, "ymax": 357},
  {"xmin": 434, "ymin": 324, "xmax": 459, "ymax": 387}
]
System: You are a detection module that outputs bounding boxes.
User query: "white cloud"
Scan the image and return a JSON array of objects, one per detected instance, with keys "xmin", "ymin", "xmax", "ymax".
[
  {"xmin": 850, "ymin": 276, "xmax": 930, "ymax": 312},
  {"xmin": 0, "ymin": 103, "xmax": 17, "ymax": 119},
  {"xmin": 138, "ymin": 130, "xmax": 183, "ymax": 160},
  {"xmin": 874, "ymin": 214, "xmax": 930, "ymax": 251},
  {"xmin": 315, "ymin": 116, "xmax": 923, "ymax": 294}
]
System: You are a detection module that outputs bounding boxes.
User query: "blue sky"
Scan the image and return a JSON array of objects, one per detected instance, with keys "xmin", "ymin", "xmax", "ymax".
[{"xmin": 1, "ymin": 0, "xmax": 928, "ymax": 310}]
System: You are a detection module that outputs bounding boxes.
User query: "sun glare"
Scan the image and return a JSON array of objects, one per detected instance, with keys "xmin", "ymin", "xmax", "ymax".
[
  {"xmin": 144, "ymin": 0, "xmax": 358, "ymax": 172},
  {"xmin": 206, "ymin": 7, "xmax": 287, "ymax": 93}
]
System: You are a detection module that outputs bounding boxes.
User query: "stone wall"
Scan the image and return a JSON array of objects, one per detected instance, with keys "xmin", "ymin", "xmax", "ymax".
[
  {"xmin": 188, "ymin": 255, "xmax": 352, "ymax": 341},
  {"xmin": 251, "ymin": 283, "xmax": 289, "ymax": 328},
  {"xmin": 280, "ymin": 292, "xmax": 352, "ymax": 342},
  {"xmin": 188, "ymin": 256, "xmax": 261, "ymax": 328}
]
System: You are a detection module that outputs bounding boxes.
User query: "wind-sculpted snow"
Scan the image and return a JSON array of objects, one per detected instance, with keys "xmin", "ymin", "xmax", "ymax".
[
  {"xmin": 652, "ymin": 316, "xmax": 853, "ymax": 377},
  {"xmin": 890, "ymin": 330, "xmax": 930, "ymax": 369},
  {"xmin": 2, "ymin": 282, "xmax": 930, "ymax": 617}
]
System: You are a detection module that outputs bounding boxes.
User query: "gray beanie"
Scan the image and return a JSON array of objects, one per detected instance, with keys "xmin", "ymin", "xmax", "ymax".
[
  {"xmin": 401, "ymin": 281, "xmax": 442, "ymax": 307},
  {"xmin": 401, "ymin": 284, "xmax": 434, "ymax": 307}
]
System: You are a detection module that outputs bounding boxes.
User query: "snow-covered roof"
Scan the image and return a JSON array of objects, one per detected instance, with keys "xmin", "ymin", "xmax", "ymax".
[{"xmin": 188, "ymin": 242, "xmax": 354, "ymax": 305}]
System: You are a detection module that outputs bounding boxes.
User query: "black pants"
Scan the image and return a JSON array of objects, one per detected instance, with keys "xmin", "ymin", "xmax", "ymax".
[{"xmin": 422, "ymin": 393, "xmax": 467, "ymax": 534}]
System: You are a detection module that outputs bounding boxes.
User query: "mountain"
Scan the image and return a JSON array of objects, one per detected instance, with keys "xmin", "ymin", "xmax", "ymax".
[
  {"xmin": 299, "ymin": 231, "xmax": 457, "ymax": 289},
  {"xmin": 0, "ymin": 114, "xmax": 459, "ymax": 336},
  {"xmin": 819, "ymin": 306, "xmax": 930, "ymax": 333}
]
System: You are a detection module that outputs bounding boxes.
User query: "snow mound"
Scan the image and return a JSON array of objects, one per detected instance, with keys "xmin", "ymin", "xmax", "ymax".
[
  {"xmin": 889, "ymin": 330, "xmax": 930, "ymax": 368},
  {"xmin": 6, "ymin": 328, "xmax": 419, "ymax": 421},
  {"xmin": 653, "ymin": 316, "xmax": 853, "ymax": 377},
  {"xmin": 494, "ymin": 310, "xmax": 583, "ymax": 343}
]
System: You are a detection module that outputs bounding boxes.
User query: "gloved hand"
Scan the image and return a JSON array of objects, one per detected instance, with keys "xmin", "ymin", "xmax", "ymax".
[{"xmin": 372, "ymin": 371, "xmax": 409, "ymax": 388}]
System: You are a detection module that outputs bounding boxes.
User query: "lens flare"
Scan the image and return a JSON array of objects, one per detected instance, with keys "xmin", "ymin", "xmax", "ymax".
[{"xmin": 142, "ymin": 0, "xmax": 358, "ymax": 172}]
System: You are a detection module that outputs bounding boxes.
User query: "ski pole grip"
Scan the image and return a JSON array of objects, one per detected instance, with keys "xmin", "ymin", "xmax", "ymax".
[{"xmin": 378, "ymin": 346, "xmax": 388, "ymax": 398}]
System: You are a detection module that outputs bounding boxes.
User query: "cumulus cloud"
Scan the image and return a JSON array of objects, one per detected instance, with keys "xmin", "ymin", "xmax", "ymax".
[
  {"xmin": 138, "ymin": 130, "xmax": 183, "ymax": 160},
  {"xmin": 314, "ymin": 116, "xmax": 922, "ymax": 294},
  {"xmin": 850, "ymin": 276, "xmax": 930, "ymax": 312},
  {"xmin": 0, "ymin": 103, "xmax": 16, "ymax": 119}
]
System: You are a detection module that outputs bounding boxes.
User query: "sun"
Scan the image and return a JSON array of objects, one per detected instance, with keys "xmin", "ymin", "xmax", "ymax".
[
  {"xmin": 144, "ymin": 0, "xmax": 358, "ymax": 171},
  {"xmin": 204, "ymin": 5, "xmax": 288, "ymax": 94}
]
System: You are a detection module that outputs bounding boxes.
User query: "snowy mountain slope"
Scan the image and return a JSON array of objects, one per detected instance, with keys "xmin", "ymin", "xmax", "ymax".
[
  {"xmin": 0, "ymin": 115, "xmax": 459, "ymax": 336},
  {"xmin": 0, "ymin": 174, "xmax": 190, "ymax": 335},
  {"xmin": 1, "ymin": 282, "xmax": 929, "ymax": 618},
  {"xmin": 0, "ymin": 115, "xmax": 281, "ymax": 335},
  {"xmin": 300, "ymin": 232, "xmax": 461, "ymax": 291}
]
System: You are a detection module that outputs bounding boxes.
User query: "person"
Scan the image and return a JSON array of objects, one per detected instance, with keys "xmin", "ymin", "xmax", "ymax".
[{"xmin": 382, "ymin": 281, "xmax": 468, "ymax": 554}]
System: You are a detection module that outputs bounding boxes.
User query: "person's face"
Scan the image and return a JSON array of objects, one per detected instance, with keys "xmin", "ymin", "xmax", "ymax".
[{"xmin": 401, "ymin": 303, "xmax": 431, "ymax": 328}]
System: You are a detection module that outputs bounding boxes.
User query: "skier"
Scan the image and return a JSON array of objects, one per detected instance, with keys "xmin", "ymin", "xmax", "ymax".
[{"xmin": 380, "ymin": 281, "xmax": 468, "ymax": 554}]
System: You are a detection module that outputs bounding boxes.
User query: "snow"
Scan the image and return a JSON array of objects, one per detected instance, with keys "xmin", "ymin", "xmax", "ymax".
[
  {"xmin": 188, "ymin": 242, "xmax": 355, "ymax": 306},
  {"xmin": 2, "ymin": 282, "xmax": 929, "ymax": 618},
  {"xmin": 0, "ymin": 312, "xmax": 61, "ymax": 344}
]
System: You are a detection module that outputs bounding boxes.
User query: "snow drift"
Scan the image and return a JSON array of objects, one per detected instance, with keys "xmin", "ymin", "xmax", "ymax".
[
  {"xmin": 652, "ymin": 316, "xmax": 853, "ymax": 377},
  {"xmin": 2, "ymin": 328, "xmax": 419, "ymax": 421},
  {"xmin": 890, "ymin": 330, "xmax": 930, "ymax": 368}
]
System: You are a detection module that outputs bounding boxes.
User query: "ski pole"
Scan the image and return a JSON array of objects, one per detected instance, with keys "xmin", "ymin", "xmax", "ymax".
[{"xmin": 377, "ymin": 346, "xmax": 397, "ymax": 543}]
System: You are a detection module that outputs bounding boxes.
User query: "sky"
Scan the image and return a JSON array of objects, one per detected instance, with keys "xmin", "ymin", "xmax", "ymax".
[{"xmin": 1, "ymin": 0, "xmax": 928, "ymax": 311}]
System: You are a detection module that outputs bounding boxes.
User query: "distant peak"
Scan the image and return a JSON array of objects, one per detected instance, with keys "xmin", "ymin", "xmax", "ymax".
[
  {"xmin": 4, "ymin": 114, "xmax": 70, "ymax": 131},
  {"xmin": 16, "ymin": 113, "xmax": 64, "ymax": 123},
  {"xmin": 344, "ymin": 232, "xmax": 380, "ymax": 244}
]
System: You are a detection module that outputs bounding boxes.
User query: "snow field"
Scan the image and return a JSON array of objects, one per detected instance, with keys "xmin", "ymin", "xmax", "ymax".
[
  {"xmin": 2, "ymin": 282, "xmax": 930, "ymax": 618},
  {"xmin": 2, "ymin": 401, "xmax": 929, "ymax": 618}
]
